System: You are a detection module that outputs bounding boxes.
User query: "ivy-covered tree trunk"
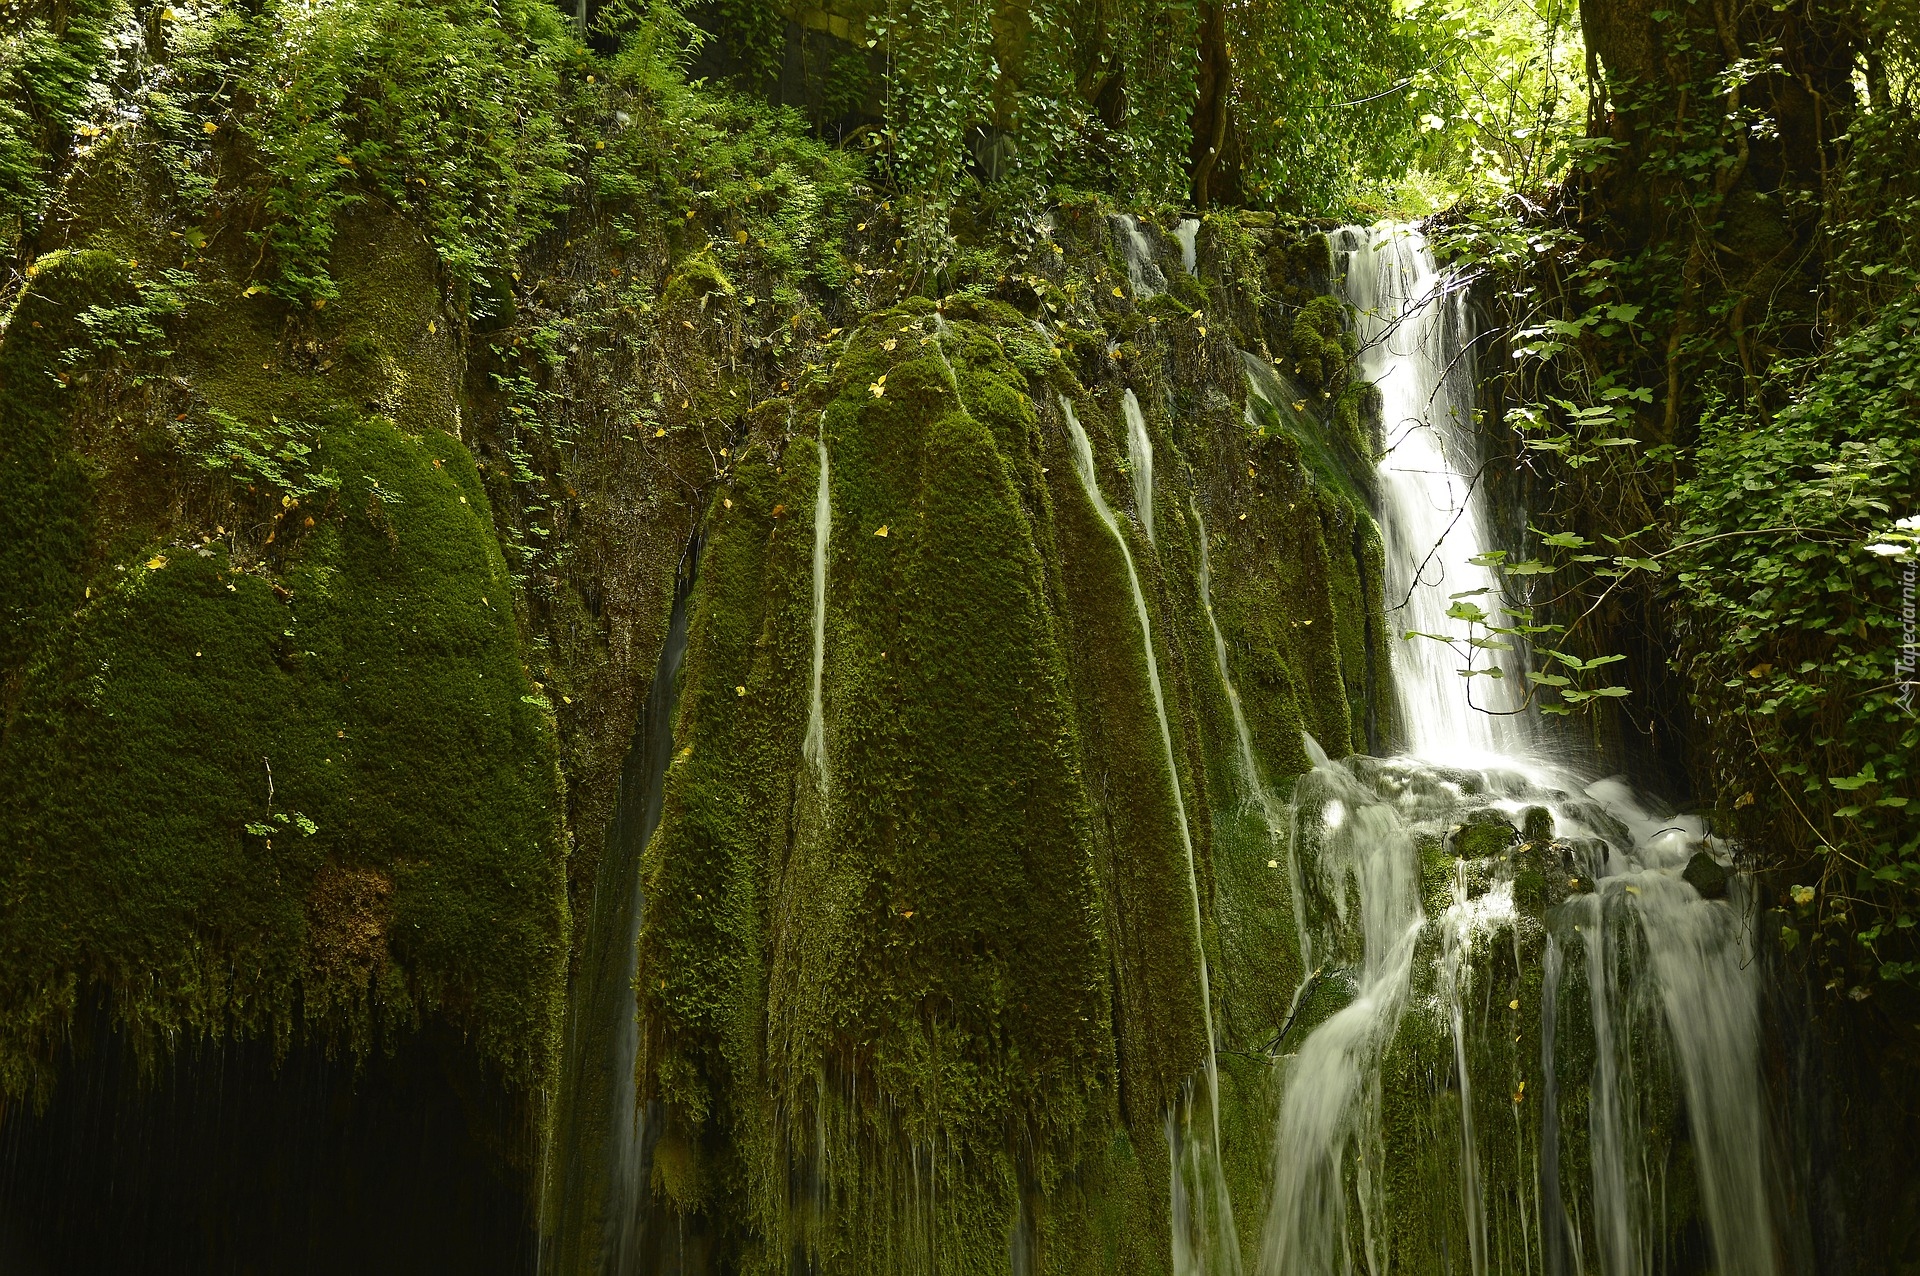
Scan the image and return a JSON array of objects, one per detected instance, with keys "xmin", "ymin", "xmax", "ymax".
[{"xmin": 1575, "ymin": 0, "xmax": 1856, "ymax": 434}]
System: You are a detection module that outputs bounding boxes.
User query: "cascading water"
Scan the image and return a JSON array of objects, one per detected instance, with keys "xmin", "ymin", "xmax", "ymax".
[
  {"xmin": 1061, "ymin": 397, "xmax": 1241, "ymax": 1276},
  {"xmin": 1112, "ymin": 214, "xmax": 1170, "ymax": 297},
  {"xmin": 1175, "ymin": 218, "xmax": 1201, "ymax": 276},
  {"xmin": 1333, "ymin": 223, "xmax": 1518, "ymax": 760},
  {"xmin": 1124, "ymin": 389, "xmax": 1156, "ymax": 545},
  {"xmin": 803, "ymin": 431, "xmax": 830, "ymax": 784},
  {"xmin": 1260, "ymin": 753, "xmax": 1426, "ymax": 1276},
  {"xmin": 1253, "ymin": 225, "xmax": 1784, "ymax": 1276}
]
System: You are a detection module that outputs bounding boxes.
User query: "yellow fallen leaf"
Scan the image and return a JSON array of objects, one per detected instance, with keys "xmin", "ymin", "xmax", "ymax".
[
  {"xmin": 1111, "ymin": 286, "xmax": 1123, "ymax": 297},
  {"xmin": 1509, "ymin": 999, "xmax": 1520, "ymax": 1010},
  {"xmin": 203, "ymin": 121, "xmax": 218, "ymax": 135},
  {"xmin": 874, "ymin": 525, "xmax": 889, "ymax": 537},
  {"xmin": 723, "ymin": 498, "xmax": 733, "ymax": 509},
  {"xmin": 655, "ymin": 428, "xmax": 667, "ymax": 437},
  {"xmin": 735, "ymin": 685, "xmax": 746, "ymax": 696},
  {"xmin": 883, "ymin": 338, "xmax": 897, "ymax": 351},
  {"xmin": 146, "ymin": 555, "xmax": 167, "ymax": 570},
  {"xmin": 1747, "ymin": 662, "xmax": 1773, "ymax": 678},
  {"xmin": 1292, "ymin": 400, "xmax": 1307, "ymax": 412}
]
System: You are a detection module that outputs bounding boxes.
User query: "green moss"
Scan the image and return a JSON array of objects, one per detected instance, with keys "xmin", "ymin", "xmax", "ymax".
[
  {"xmin": 0, "ymin": 250, "xmax": 134, "ymax": 673},
  {"xmin": 633, "ymin": 308, "xmax": 1122, "ymax": 1270},
  {"xmin": 661, "ymin": 249, "xmax": 737, "ymax": 308},
  {"xmin": 0, "ymin": 413, "xmax": 567, "ymax": 1100}
]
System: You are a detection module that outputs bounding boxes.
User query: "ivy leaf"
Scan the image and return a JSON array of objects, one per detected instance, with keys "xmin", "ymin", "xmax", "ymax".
[{"xmin": 1830, "ymin": 763, "xmax": 1878, "ymax": 791}]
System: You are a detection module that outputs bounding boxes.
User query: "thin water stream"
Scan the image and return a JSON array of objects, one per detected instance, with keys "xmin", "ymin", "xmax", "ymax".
[
  {"xmin": 1061, "ymin": 396, "xmax": 1242, "ymax": 1276},
  {"xmin": 545, "ymin": 539, "xmax": 698, "ymax": 1275},
  {"xmin": 803, "ymin": 429, "xmax": 830, "ymax": 785}
]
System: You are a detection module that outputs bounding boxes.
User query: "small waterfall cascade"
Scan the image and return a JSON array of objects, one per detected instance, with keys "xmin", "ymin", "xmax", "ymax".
[
  {"xmin": 1112, "ymin": 214, "xmax": 1170, "ymax": 297},
  {"xmin": 1124, "ymin": 389, "xmax": 1156, "ymax": 544},
  {"xmin": 1260, "ymin": 751, "xmax": 1427, "ymax": 1276},
  {"xmin": 803, "ymin": 432, "xmax": 830, "ymax": 784},
  {"xmin": 545, "ymin": 541, "xmax": 698, "ymax": 1274},
  {"xmin": 1060, "ymin": 397, "xmax": 1241, "ymax": 1276},
  {"xmin": 1253, "ymin": 226, "xmax": 1784, "ymax": 1276}
]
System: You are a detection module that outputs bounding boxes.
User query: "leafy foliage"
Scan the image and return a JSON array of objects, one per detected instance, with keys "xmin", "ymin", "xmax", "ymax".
[
  {"xmin": 1674, "ymin": 295, "xmax": 1920, "ymax": 984},
  {"xmin": 0, "ymin": 0, "xmax": 120, "ymax": 259},
  {"xmin": 140, "ymin": 0, "xmax": 578, "ymax": 303}
]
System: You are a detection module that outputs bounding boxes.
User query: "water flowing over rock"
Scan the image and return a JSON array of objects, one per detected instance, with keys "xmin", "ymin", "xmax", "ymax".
[{"xmin": 1246, "ymin": 224, "xmax": 1785, "ymax": 1276}]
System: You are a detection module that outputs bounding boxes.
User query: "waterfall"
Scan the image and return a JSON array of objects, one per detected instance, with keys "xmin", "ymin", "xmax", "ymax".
[
  {"xmin": 1254, "ymin": 225, "xmax": 1782, "ymax": 1276},
  {"xmin": 1124, "ymin": 390, "xmax": 1155, "ymax": 545},
  {"xmin": 1260, "ymin": 758, "xmax": 1425, "ymax": 1276},
  {"xmin": 1111, "ymin": 214, "xmax": 1169, "ymax": 297},
  {"xmin": 1332, "ymin": 222, "xmax": 1518, "ymax": 761},
  {"xmin": 1175, "ymin": 218, "xmax": 1200, "ymax": 276},
  {"xmin": 803, "ymin": 433, "xmax": 830, "ymax": 784},
  {"xmin": 1060, "ymin": 396, "xmax": 1240, "ymax": 1276},
  {"xmin": 545, "ymin": 539, "xmax": 697, "ymax": 1273}
]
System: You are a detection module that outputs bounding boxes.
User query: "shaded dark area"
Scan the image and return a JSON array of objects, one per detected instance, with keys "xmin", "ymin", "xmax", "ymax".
[
  {"xmin": 1771, "ymin": 965, "xmax": 1920, "ymax": 1276},
  {"xmin": 0, "ymin": 1013, "xmax": 536, "ymax": 1275},
  {"xmin": 545, "ymin": 533, "xmax": 699, "ymax": 1274}
]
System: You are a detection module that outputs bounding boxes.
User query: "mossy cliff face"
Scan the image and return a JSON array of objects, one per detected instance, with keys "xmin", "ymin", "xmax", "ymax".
[{"xmin": 617, "ymin": 207, "xmax": 1392, "ymax": 1267}]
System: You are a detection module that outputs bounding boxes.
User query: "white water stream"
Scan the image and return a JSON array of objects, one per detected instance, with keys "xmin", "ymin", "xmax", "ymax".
[
  {"xmin": 1124, "ymin": 389, "xmax": 1156, "ymax": 545},
  {"xmin": 803, "ymin": 431, "xmax": 830, "ymax": 784},
  {"xmin": 1334, "ymin": 224, "xmax": 1519, "ymax": 761}
]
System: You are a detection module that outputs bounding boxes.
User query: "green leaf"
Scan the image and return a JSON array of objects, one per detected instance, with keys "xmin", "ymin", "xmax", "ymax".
[
  {"xmin": 1536, "ymin": 529, "xmax": 1592, "ymax": 549},
  {"xmin": 1830, "ymin": 763, "xmax": 1878, "ymax": 791}
]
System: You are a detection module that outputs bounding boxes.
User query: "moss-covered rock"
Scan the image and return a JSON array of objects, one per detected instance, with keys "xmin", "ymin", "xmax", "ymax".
[{"xmin": 0, "ymin": 412, "xmax": 567, "ymax": 1099}]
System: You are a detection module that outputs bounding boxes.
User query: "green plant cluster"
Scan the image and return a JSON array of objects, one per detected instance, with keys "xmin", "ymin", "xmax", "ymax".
[
  {"xmin": 0, "ymin": 0, "xmax": 119, "ymax": 258},
  {"xmin": 1675, "ymin": 296, "xmax": 1920, "ymax": 985},
  {"xmin": 134, "ymin": 0, "xmax": 578, "ymax": 304}
]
